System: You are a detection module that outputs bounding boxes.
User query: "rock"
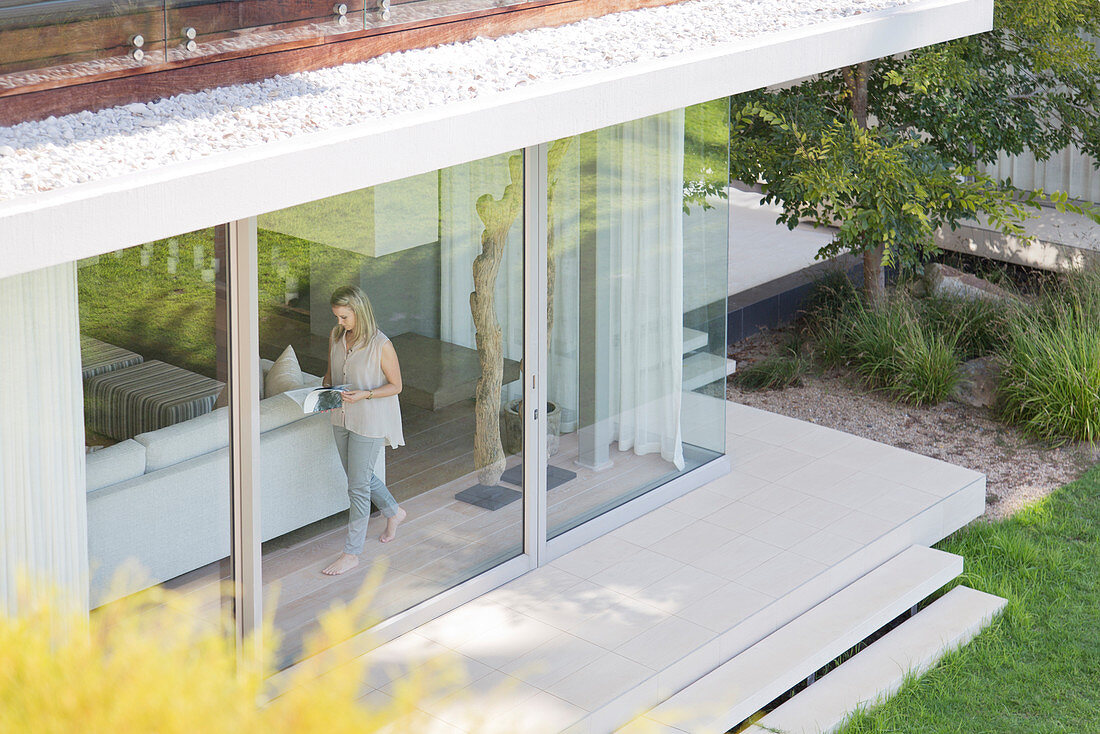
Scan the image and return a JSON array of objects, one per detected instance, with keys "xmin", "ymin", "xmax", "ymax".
[
  {"xmin": 925, "ymin": 263, "xmax": 1019, "ymax": 303},
  {"xmin": 952, "ymin": 356, "xmax": 1003, "ymax": 408}
]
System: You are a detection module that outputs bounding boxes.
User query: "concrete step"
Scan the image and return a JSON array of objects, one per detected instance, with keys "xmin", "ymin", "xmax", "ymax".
[
  {"xmin": 630, "ymin": 545, "xmax": 963, "ymax": 734},
  {"xmin": 682, "ymin": 352, "xmax": 735, "ymax": 391},
  {"xmin": 683, "ymin": 326, "xmax": 710, "ymax": 354},
  {"xmin": 750, "ymin": 584, "xmax": 1007, "ymax": 734}
]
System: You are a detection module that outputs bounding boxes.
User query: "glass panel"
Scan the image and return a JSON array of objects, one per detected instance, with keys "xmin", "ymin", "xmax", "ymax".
[
  {"xmin": 166, "ymin": 0, "xmax": 364, "ymax": 64},
  {"xmin": 0, "ymin": 0, "xmax": 166, "ymax": 87},
  {"xmin": 546, "ymin": 98, "xmax": 729, "ymax": 539},
  {"xmin": 256, "ymin": 151, "xmax": 525, "ymax": 668},
  {"xmin": 80, "ymin": 228, "xmax": 234, "ymax": 633}
]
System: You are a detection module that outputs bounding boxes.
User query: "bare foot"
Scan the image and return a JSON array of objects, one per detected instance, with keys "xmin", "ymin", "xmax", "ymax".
[
  {"xmin": 321, "ymin": 553, "xmax": 360, "ymax": 575},
  {"xmin": 380, "ymin": 507, "xmax": 407, "ymax": 543}
]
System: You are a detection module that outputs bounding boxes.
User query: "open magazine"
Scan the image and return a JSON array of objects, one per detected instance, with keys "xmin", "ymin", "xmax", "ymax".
[{"xmin": 281, "ymin": 384, "xmax": 350, "ymax": 413}]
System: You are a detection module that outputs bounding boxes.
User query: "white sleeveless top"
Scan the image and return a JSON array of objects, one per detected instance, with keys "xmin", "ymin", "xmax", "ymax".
[{"xmin": 328, "ymin": 330, "xmax": 405, "ymax": 448}]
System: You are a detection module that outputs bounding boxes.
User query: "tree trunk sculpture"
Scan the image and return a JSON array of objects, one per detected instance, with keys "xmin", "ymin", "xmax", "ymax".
[{"xmin": 471, "ymin": 154, "xmax": 524, "ymax": 486}]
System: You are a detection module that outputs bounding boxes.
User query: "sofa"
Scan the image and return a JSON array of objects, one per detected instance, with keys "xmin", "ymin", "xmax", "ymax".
[{"xmin": 84, "ymin": 360, "xmax": 367, "ymax": 607}]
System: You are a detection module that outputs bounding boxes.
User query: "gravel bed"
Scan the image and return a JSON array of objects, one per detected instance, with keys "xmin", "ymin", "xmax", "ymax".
[
  {"xmin": 0, "ymin": 0, "xmax": 912, "ymax": 202},
  {"xmin": 728, "ymin": 330, "xmax": 1100, "ymax": 522}
]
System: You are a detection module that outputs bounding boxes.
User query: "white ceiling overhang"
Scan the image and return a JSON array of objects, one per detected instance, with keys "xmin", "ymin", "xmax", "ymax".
[{"xmin": 0, "ymin": 0, "xmax": 992, "ymax": 278}]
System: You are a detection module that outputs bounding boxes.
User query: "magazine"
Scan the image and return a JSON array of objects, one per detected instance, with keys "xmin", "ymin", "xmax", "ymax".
[{"xmin": 281, "ymin": 384, "xmax": 350, "ymax": 413}]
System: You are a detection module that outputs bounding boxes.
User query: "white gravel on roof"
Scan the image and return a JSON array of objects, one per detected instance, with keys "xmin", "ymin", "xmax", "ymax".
[{"xmin": 0, "ymin": 0, "xmax": 913, "ymax": 202}]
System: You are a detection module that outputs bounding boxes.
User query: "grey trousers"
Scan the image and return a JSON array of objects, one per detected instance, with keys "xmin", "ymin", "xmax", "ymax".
[{"xmin": 332, "ymin": 426, "xmax": 400, "ymax": 555}]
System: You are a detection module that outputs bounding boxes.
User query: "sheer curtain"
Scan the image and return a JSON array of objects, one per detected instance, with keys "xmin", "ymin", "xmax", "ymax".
[
  {"xmin": 0, "ymin": 263, "xmax": 89, "ymax": 614},
  {"xmin": 550, "ymin": 111, "xmax": 685, "ymax": 470},
  {"xmin": 602, "ymin": 111, "xmax": 686, "ymax": 470}
]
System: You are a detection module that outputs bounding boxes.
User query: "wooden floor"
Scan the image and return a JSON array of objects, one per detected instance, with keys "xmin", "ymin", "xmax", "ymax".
[{"xmin": 151, "ymin": 399, "xmax": 688, "ymax": 667}]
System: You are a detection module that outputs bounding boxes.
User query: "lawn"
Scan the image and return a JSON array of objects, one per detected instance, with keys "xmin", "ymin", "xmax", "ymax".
[{"xmin": 839, "ymin": 465, "xmax": 1100, "ymax": 733}]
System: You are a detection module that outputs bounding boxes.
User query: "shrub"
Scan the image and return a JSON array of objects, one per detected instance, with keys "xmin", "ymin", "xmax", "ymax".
[
  {"xmin": 999, "ymin": 295, "xmax": 1100, "ymax": 444},
  {"xmin": 804, "ymin": 270, "xmax": 861, "ymax": 324},
  {"xmin": 917, "ymin": 295, "xmax": 1011, "ymax": 361},
  {"xmin": 0, "ymin": 576, "xmax": 458, "ymax": 733},
  {"xmin": 733, "ymin": 354, "xmax": 805, "ymax": 391},
  {"xmin": 824, "ymin": 296, "xmax": 961, "ymax": 405}
]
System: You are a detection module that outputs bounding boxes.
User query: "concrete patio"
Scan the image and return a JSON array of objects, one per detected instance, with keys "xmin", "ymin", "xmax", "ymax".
[{"xmin": 332, "ymin": 401, "xmax": 986, "ymax": 733}]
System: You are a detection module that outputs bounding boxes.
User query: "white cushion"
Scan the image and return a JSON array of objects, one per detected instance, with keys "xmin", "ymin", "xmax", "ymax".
[
  {"xmin": 85, "ymin": 439, "xmax": 147, "ymax": 492},
  {"xmin": 259, "ymin": 394, "xmax": 308, "ymax": 433},
  {"xmin": 264, "ymin": 345, "xmax": 304, "ymax": 398},
  {"xmin": 134, "ymin": 407, "xmax": 230, "ymax": 472}
]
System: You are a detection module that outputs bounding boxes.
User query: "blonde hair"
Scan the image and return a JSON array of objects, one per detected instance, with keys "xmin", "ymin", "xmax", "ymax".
[{"xmin": 330, "ymin": 285, "xmax": 378, "ymax": 348}]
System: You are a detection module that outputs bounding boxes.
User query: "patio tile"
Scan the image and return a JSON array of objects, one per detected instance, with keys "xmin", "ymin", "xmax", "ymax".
[
  {"xmin": 788, "ymin": 529, "xmax": 864, "ymax": 567},
  {"xmin": 774, "ymin": 459, "xmax": 859, "ymax": 495},
  {"xmin": 488, "ymin": 690, "xmax": 588, "ymax": 732},
  {"xmin": 426, "ymin": 669, "xmax": 542, "ymax": 730},
  {"xmin": 610, "ymin": 507, "xmax": 697, "ymax": 547},
  {"xmin": 740, "ymin": 484, "xmax": 811, "ymax": 515},
  {"xmin": 455, "ymin": 609, "xmax": 562, "ymax": 668},
  {"xmin": 413, "ymin": 600, "xmax": 516, "ymax": 650},
  {"xmin": 545, "ymin": 652, "xmax": 655, "ymax": 711},
  {"xmin": 734, "ymin": 552, "xmax": 827, "ymax": 599},
  {"xmin": 676, "ymin": 581, "xmax": 774, "ymax": 632},
  {"xmin": 784, "ymin": 427, "xmax": 858, "ymax": 458},
  {"xmin": 862, "ymin": 487, "xmax": 941, "ymax": 523},
  {"xmin": 727, "ymin": 435, "xmax": 780, "ymax": 466},
  {"xmin": 564, "ymin": 594, "xmax": 669, "ymax": 649},
  {"xmin": 634, "ymin": 565, "xmax": 729, "ymax": 614},
  {"xmin": 653, "ymin": 521, "xmax": 741, "ymax": 564},
  {"xmin": 665, "ymin": 487, "xmax": 735, "ymax": 519},
  {"xmin": 361, "ymin": 632, "xmax": 455, "ymax": 690},
  {"xmin": 747, "ymin": 415, "xmax": 822, "ymax": 446},
  {"xmin": 499, "ymin": 631, "xmax": 608, "ymax": 690},
  {"xmin": 692, "ymin": 535, "xmax": 783, "ymax": 581},
  {"xmin": 779, "ymin": 495, "xmax": 852, "ymax": 530},
  {"xmin": 737, "ymin": 446, "xmax": 817, "ymax": 482},
  {"xmin": 551, "ymin": 535, "xmax": 647, "ymax": 579},
  {"xmin": 589, "ymin": 548, "xmax": 687, "ymax": 597},
  {"xmin": 616, "ymin": 615, "xmax": 713, "ymax": 671},
  {"xmin": 828, "ymin": 510, "xmax": 896, "ymax": 545},
  {"xmin": 819, "ymin": 471, "xmax": 891, "ymax": 509},
  {"xmin": 705, "ymin": 501, "xmax": 777, "ymax": 534},
  {"xmin": 744, "ymin": 515, "xmax": 820, "ymax": 550},
  {"xmin": 704, "ymin": 469, "xmax": 770, "ymax": 501},
  {"xmin": 518, "ymin": 579, "xmax": 612, "ymax": 630}
]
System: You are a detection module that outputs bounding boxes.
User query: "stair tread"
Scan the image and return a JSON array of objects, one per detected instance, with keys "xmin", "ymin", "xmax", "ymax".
[
  {"xmin": 683, "ymin": 326, "xmax": 710, "ymax": 353},
  {"xmin": 640, "ymin": 545, "xmax": 963, "ymax": 734},
  {"xmin": 682, "ymin": 352, "xmax": 734, "ymax": 390},
  {"xmin": 753, "ymin": 584, "xmax": 1007, "ymax": 734}
]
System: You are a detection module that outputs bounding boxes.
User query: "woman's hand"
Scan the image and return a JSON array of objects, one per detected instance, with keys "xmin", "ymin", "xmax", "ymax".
[{"xmin": 340, "ymin": 390, "xmax": 370, "ymax": 404}]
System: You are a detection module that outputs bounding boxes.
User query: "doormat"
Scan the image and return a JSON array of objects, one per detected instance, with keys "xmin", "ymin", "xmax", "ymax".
[
  {"xmin": 500, "ymin": 464, "xmax": 577, "ymax": 490},
  {"xmin": 455, "ymin": 484, "xmax": 522, "ymax": 511}
]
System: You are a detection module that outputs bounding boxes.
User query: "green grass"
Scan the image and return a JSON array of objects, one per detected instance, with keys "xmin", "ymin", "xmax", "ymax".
[{"xmin": 838, "ymin": 465, "xmax": 1100, "ymax": 733}]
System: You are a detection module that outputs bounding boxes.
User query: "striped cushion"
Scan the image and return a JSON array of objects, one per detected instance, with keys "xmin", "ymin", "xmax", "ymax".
[
  {"xmin": 84, "ymin": 360, "xmax": 226, "ymax": 441},
  {"xmin": 80, "ymin": 335, "xmax": 143, "ymax": 381}
]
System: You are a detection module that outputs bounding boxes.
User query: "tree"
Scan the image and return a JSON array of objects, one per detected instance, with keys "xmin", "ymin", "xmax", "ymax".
[{"xmin": 730, "ymin": 0, "xmax": 1100, "ymax": 303}]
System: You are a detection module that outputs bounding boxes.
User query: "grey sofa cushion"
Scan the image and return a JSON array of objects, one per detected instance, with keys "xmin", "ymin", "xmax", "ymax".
[
  {"xmin": 135, "ymin": 406, "xmax": 230, "ymax": 472},
  {"xmin": 85, "ymin": 440, "xmax": 146, "ymax": 492}
]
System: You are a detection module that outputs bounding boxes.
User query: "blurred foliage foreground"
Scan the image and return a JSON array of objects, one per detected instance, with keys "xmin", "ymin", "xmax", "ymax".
[{"xmin": 0, "ymin": 573, "xmax": 464, "ymax": 733}]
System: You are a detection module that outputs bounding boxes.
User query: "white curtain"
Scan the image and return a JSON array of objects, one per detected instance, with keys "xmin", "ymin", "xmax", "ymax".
[
  {"xmin": 0, "ymin": 263, "xmax": 89, "ymax": 615},
  {"xmin": 602, "ymin": 112, "xmax": 686, "ymax": 469},
  {"xmin": 439, "ymin": 153, "xmax": 525, "ymax": 404},
  {"xmin": 548, "ymin": 111, "xmax": 686, "ymax": 469}
]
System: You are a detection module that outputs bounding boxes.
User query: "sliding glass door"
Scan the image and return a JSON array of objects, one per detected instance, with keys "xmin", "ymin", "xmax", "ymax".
[
  {"xmin": 543, "ymin": 99, "xmax": 730, "ymax": 539},
  {"xmin": 254, "ymin": 152, "xmax": 528, "ymax": 668}
]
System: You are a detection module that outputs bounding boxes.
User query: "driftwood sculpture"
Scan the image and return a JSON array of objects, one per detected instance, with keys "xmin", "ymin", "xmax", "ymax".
[
  {"xmin": 471, "ymin": 154, "xmax": 524, "ymax": 486},
  {"xmin": 470, "ymin": 142, "xmax": 574, "ymax": 485}
]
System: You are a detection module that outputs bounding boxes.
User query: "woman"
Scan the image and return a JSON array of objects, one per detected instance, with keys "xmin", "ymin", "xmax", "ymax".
[{"xmin": 321, "ymin": 285, "xmax": 407, "ymax": 576}]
